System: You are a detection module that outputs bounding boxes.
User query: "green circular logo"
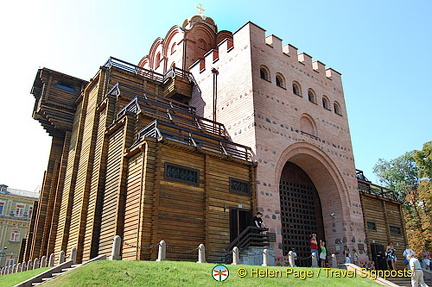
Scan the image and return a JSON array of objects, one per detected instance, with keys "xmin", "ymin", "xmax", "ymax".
[{"xmin": 212, "ymin": 264, "xmax": 229, "ymax": 282}]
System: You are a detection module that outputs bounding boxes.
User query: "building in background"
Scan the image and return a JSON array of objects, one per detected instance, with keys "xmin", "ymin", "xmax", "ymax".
[{"xmin": 0, "ymin": 184, "xmax": 38, "ymax": 267}]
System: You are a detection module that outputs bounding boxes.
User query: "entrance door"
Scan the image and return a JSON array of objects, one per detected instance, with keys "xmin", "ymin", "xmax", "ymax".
[
  {"xmin": 279, "ymin": 162, "xmax": 325, "ymax": 266},
  {"xmin": 230, "ymin": 208, "xmax": 253, "ymax": 242},
  {"xmin": 370, "ymin": 243, "xmax": 387, "ymax": 270}
]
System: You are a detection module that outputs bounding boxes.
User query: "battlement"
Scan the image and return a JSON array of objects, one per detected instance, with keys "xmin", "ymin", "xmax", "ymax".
[
  {"xmin": 257, "ymin": 24, "xmax": 342, "ymax": 83},
  {"xmin": 190, "ymin": 21, "xmax": 342, "ymax": 85}
]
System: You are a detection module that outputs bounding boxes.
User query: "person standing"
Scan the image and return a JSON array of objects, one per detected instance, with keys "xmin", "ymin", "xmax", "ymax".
[
  {"xmin": 253, "ymin": 212, "xmax": 267, "ymax": 229},
  {"xmin": 344, "ymin": 246, "xmax": 351, "ymax": 264},
  {"xmin": 353, "ymin": 248, "xmax": 359, "ymax": 265},
  {"xmin": 422, "ymin": 247, "xmax": 431, "ymax": 271},
  {"xmin": 386, "ymin": 241, "xmax": 397, "ymax": 270},
  {"xmin": 319, "ymin": 240, "xmax": 327, "ymax": 267},
  {"xmin": 404, "ymin": 245, "xmax": 415, "ymax": 268},
  {"xmin": 407, "ymin": 253, "xmax": 428, "ymax": 287},
  {"xmin": 310, "ymin": 233, "xmax": 319, "ymax": 266}
]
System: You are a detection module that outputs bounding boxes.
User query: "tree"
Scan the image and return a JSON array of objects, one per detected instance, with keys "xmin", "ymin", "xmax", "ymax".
[
  {"xmin": 372, "ymin": 151, "xmax": 419, "ymax": 200},
  {"xmin": 412, "ymin": 141, "xmax": 432, "ymax": 252},
  {"xmin": 414, "ymin": 141, "xmax": 432, "ymax": 179},
  {"xmin": 373, "ymin": 142, "xmax": 432, "ymax": 255}
]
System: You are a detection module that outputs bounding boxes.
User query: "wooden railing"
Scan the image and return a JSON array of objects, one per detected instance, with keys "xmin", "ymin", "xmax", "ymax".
[
  {"xmin": 104, "ymin": 57, "xmax": 165, "ymax": 82},
  {"xmin": 104, "ymin": 57, "xmax": 194, "ymax": 85},
  {"xmin": 163, "ymin": 66, "xmax": 194, "ymax": 83},
  {"xmin": 356, "ymin": 169, "xmax": 401, "ymax": 201},
  {"xmin": 136, "ymin": 119, "xmax": 253, "ymax": 161},
  {"xmin": 116, "ymin": 97, "xmax": 141, "ymax": 121},
  {"xmin": 109, "ymin": 82, "xmax": 196, "ymax": 116}
]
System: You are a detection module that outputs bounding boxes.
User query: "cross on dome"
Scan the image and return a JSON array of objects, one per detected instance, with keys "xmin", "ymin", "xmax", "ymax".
[{"xmin": 196, "ymin": 3, "xmax": 205, "ymax": 15}]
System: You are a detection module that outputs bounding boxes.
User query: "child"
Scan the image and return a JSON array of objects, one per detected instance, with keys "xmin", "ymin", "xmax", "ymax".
[{"xmin": 319, "ymin": 240, "xmax": 327, "ymax": 267}]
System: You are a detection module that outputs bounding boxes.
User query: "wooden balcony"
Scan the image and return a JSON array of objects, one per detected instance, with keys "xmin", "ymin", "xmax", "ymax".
[
  {"xmin": 31, "ymin": 68, "xmax": 88, "ymax": 137},
  {"xmin": 162, "ymin": 67, "xmax": 194, "ymax": 103}
]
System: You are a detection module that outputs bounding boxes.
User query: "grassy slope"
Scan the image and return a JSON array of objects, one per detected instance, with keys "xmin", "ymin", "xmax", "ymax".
[
  {"xmin": 0, "ymin": 267, "xmax": 50, "ymax": 287},
  {"xmin": 40, "ymin": 260, "xmax": 380, "ymax": 287}
]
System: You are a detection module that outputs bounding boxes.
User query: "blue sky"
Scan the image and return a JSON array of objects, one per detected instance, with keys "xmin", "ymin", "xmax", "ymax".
[{"xmin": 1, "ymin": 0, "xmax": 431, "ymax": 191}]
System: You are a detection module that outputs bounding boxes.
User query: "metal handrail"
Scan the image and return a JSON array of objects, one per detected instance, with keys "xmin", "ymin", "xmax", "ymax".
[{"xmin": 227, "ymin": 226, "xmax": 269, "ymax": 251}]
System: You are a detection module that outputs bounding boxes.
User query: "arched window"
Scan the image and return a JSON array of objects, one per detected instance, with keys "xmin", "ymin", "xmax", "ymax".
[
  {"xmin": 155, "ymin": 52, "xmax": 161, "ymax": 69},
  {"xmin": 260, "ymin": 66, "xmax": 270, "ymax": 81},
  {"xmin": 300, "ymin": 114, "xmax": 317, "ymax": 136},
  {"xmin": 334, "ymin": 101, "xmax": 342, "ymax": 115},
  {"xmin": 171, "ymin": 42, "xmax": 177, "ymax": 54},
  {"xmin": 308, "ymin": 89, "xmax": 316, "ymax": 103},
  {"xmin": 276, "ymin": 73, "xmax": 285, "ymax": 88},
  {"xmin": 322, "ymin": 96, "xmax": 331, "ymax": 110},
  {"xmin": 293, "ymin": 81, "xmax": 302, "ymax": 97}
]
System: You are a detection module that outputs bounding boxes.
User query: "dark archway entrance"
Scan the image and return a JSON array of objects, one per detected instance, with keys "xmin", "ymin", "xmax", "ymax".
[
  {"xmin": 229, "ymin": 208, "xmax": 253, "ymax": 242},
  {"xmin": 279, "ymin": 162, "xmax": 325, "ymax": 266}
]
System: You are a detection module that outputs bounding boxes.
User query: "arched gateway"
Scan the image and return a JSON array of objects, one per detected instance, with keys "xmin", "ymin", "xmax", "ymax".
[
  {"xmin": 274, "ymin": 142, "xmax": 350, "ymax": 263},
  {"xmin": 279, "ymin": 162, "xmax": 324, "ymax": 266}
]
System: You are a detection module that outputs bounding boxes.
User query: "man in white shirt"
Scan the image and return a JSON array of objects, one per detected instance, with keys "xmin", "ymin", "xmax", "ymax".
[
  {"xmin": 407, "ymin": 253, "xmax": 428, "ymax": 287},
  {"xmin": 404, "ymin": 245, "xmax": 415, "ymax": 267}
]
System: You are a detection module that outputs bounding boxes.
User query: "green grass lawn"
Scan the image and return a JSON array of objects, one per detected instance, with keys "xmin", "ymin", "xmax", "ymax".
[
  {"xmin": 0, "ymin": 267, "xmax": 50, "ymax": 287},
  {"xmin": 38, "ymin": 260, "xmax": 381, "ymax": 287}
]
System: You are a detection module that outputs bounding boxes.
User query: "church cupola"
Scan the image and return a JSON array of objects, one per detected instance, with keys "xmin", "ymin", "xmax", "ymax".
[{"xmin": 181, "ymin": 4, "xmax": 218, "ymax": 34}]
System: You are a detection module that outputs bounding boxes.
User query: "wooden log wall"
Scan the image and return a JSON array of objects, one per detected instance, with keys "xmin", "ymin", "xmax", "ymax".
[
  {"xmin": 51, "ymin": 67, "xmax": 161, "ymax": 261},
  {"xmin": 23, "ymin": 201, "xmax": 38, "ymax": 261},
  {"xmin": 46, "ymin": 132, "xmax": 72, "ymax": 256},
  {"xmin": 156, "ymin": 145, "xmax": 206, "ymax": 261},
  {"xmin": 206, "ymin": 155, "xmax": 253, "ymax": 259},
  {"xmin": 138, "ymin": 140, "xmax": 157, "ymax": 260},
  {"xmin": 98, "ymin": 125, "xmax": 125, "ymax": 256},
  {"xmin": 120, "ymin": 139, "xmax": 255, "ymax": 262},
  {"xmin": 108, "ymin": 68, "xmax": 160, "ymax": 96},
  {"xmin": 54, "ymin": 99, "xmax": 85, "ymax": 257},
  {"xmin": 82, "ymin": 100, "xmax": 110, "ymax": 261},
  {"xmin": 27, "ymin": 62, "xmax": 255, "ymax": 264},
  {"xmin": 122, "ymin": 149, "xmax": 144, "ymax": 260},
  {"xmin": 29, "ymin": 135, "xmax": 65, "ymax": 259},
  {"xmin": 66, "ymin": 81, "xmax": 99, "ymax": 262},
  {"xmin": 360, "ymin": 193, "xmax": 407, "ymax": 270}
]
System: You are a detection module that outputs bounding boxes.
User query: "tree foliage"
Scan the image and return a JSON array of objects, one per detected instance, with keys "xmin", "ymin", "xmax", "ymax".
[
  {"xmin": 414, "ymin": 141, "xmax": 432, "ymax": 178},
  {"xmin": 373, "ymin": 141, "xmax": 432, "ymax": 255},
  {"xmin": 372, "ymin": 151, "xmax": 419, "ymax": 200}
]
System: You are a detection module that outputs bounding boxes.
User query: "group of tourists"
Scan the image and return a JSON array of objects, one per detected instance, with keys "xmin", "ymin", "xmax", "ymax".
[
  {"xmin": 309, "ymin": 233, "xmax": 331, "ymax": 267},
  {"xmin": 253, "ymin": 212, "xmax": 430, "ymax": 286},
  {"xmin": 387, "ymin": 242, "xmax": 431, "ymax": 269},
  {"xmin": 398, "ymin": 243, "xmax": 430, "ymax": 287}
]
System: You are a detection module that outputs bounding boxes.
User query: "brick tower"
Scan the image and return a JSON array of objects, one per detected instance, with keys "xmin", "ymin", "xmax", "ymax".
[{"xmin": 140, "ymin": 14, "xmax": 366, "ymax": 263}]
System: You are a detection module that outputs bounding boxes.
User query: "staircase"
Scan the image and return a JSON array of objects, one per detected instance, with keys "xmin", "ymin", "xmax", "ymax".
[
  {"xmin": 385, "ymin": 269, "xmax": 432, "ymax": 287},
  {"xmin": 15, "ymin": 255, "xmax": 106, "ymax": 287},
  {"xmin": 209, "ymin": 226, "xmax": 276, "ymax": 264},
  {"xmin": 346, "ymin": 264, "xmax": 432, "ymax": 287},
  {"xmin": 239, "ymin": 246, "xmax": 274, "ymax": 266},
  {"xmin": 32, "ymin": 262, "xmax": 81, "ymax": 286}
]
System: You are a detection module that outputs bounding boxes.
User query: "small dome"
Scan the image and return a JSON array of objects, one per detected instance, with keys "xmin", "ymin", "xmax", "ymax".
[{"xmin": 181, "ymin": 14, "xmax": 217, "ymax": 33}]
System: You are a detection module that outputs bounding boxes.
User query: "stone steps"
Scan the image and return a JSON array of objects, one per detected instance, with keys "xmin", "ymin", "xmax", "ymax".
[
  {"xmin": 239, "ymin": 246, "xmax": 274, "ymax": 266},
  {"xmin": 386, "ymin": 276, "xmax": 432, "ymax": 287},
  {"xmin": 17, "ymin": 255, "xmax": 106, "ymax": 287}
]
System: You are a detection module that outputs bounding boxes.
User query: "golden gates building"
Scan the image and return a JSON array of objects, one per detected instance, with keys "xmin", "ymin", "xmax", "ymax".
[{"xmin": 24, "ymin": 13, "xmax": 406, "ymax": 267}]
